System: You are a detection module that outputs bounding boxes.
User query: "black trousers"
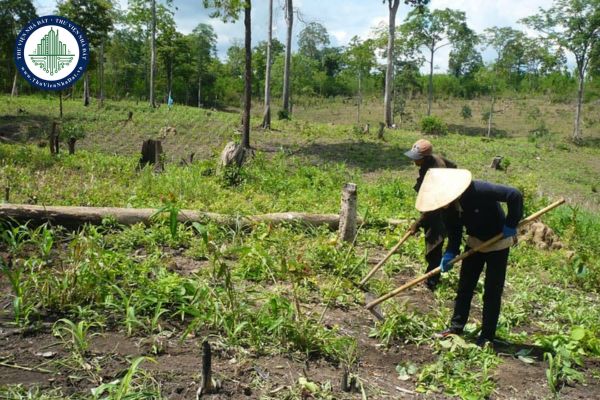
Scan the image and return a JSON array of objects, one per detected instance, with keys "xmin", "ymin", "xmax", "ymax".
[
  {"xmin": 425, "ymin": 239, "xmax": 443, "ymax": 285},
  {"xmin": 449, "ymin": 246, "xmax": 509, "ymax": 340}
]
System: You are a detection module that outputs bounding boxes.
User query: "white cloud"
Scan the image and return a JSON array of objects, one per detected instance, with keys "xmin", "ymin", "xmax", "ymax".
[{"xmin": 331, "ymin": 30, "xmax": 348, "ymax": 43}]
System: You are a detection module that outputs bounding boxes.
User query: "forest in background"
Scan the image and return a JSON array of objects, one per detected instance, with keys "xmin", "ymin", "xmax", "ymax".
[{"xmin": 2, "ymin": 0, "xmax": 599, "ymax": 117}]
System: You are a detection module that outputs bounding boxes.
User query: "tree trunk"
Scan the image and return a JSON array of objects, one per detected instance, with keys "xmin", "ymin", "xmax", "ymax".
[
  {"xmin": 427, "ymin": 47, "xmax": 434, "ymax": 116},
  {"xmin": 282, "ymin": 0, "xmax": 293, "ymax": 116},
  {"xmin": 149, "ymin": 0, "xmax": 157, "ymax": 108},
  {"xmin": 168, "ymin": 57, "xmax": 173, "ymax": 96},
  {"xmin": 384, "ymin": 0, "xmax": 399, "ymax": 128},
  {"xmin": 242, "ymin": 0, "xmax": 252, "ymax": 149},
  {"xmin": 83, "ymin": 72, "xmax": 90, "ymax": 106},
  {"xmin": 262, "ymin": 0, "xmax": 273, "ymax": 129},
  {"xmin": 487, "ymin": 93, "xmax": 495, "ymax": 138},
  {"xmin": 573, "ymin": 66, "xmax": 585, "ymax": 142},
  {"xmin": 59, "ymin": 91, "xmax": 63, "ymax": 119},
  {"xmin": 99, "ymin": 40, "xmax": 105, "ymax": 107},
  {"xmin": 198, "ymin": 74, "xmax": 202, "ymax": 107},
  {"xmin": 11, "ymin": 71, "xmax": 18, "ymax": 97},
  {"xmin": 357, "ymin": 70, "xmax": 362, "ymax": 124},
  {"xmin": 0, "ymin": 204, "xmax": 393, "ymax": 231},
  {"xmin": 49, "ymin": 122, "xmax": 58, "ymax": 155}
]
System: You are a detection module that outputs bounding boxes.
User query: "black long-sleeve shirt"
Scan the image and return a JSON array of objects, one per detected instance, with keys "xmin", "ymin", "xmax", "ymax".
[{"xmin": 444, "ymin": 180, "xmax": 524, "ymax": 255}]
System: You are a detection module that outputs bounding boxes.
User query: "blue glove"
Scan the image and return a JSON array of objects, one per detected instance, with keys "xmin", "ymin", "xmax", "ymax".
[
  {"xmin": 440, "ymin": 251, "xmax": 456, "ymax": 273},
  {"xmin": 502, "ymin": 225, "xmax": 517, "ymax": 238}
]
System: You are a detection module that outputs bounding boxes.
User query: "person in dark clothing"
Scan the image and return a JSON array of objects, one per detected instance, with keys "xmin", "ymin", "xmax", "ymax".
[
  {"xmin": 404, "ymin": 139, "xmax": 457, "ymax": 291},
  {"xmin": 415, "ymin": 168, "xmax": 523, "ymax": 347}
]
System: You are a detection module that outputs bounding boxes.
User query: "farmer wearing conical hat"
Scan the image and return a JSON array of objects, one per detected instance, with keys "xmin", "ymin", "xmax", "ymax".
[
  {"xmin": 416, "ymin": 168, "xmax": 523, "ymax": 347},
  {"xmin": 405, "ymin": 139, "xmax": 457, "ymax": 291}
]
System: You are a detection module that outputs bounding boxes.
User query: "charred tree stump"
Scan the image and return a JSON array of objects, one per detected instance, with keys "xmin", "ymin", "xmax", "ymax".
[
  {"xmin": 138, "ymin": 139, "xmax": 164, "ymax": 172},
  {"xmin": 4, "ymin": 187, "xmax": 9, "ymax": 203},
  {"xmin": 128, "ymin": 111, "xmax": 133, "ymax": 122},
  {"xmin": 197, "ymin": 340, "xmax": 219, "ymax": 398},
  {"xmin": 68, "ymin": 137, "xmax": 76, "ymax": 155},
  {"xmin": 377, "ymin": 122, "xmax": 385, "ymax": 140},
  {"xmin": 338, "ymin": 183, "xmax": 358, "ymax": 243},
  {"xmin": 490, "ymin": 156, "xmax": 503, "ymax": 170}
]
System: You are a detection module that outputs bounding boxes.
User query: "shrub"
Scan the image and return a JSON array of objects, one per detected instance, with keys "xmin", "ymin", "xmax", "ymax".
[
  {"xmin": 278, "ymin": 109, "xmax": 290, "ymax": 120},
  {"xmin": 460, "ymin": 105, "xmax": 472, "ymax": 119},
  {"xmin": 420, "ymin": 116, "xmax": 448, "ymax": 135},
  {"xmin": 60, "ymin": 122, "xmax": 86, "ymax": 141},
  {"xmin": 528, "ymin": 121, "xmax": 552, "ymax": 142}
]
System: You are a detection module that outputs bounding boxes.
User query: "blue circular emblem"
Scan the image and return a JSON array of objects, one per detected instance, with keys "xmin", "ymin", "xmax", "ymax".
[{"xmin": 14, "ymin": 15, "xmax": 89, "ymax": 91}]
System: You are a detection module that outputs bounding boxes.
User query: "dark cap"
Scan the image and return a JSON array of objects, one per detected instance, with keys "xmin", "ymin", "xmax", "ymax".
[{"xmin": 404, "ymin": 139, "xmax": 433, "ymax": 160}]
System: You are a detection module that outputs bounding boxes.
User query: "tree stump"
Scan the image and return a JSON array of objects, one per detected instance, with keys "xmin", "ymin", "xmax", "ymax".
[
  {"xmin": 127, "ymin": 111, "xmax": 133, "ymax": 122},
  {"xmin": 138, "ymin": 139, "xmax": 164, "ymax": 172},
  {"xmin": 197, "ymin": 340, "xmax": 219, "ymax": 398},
  {"xmin": 377, "ymin": 122, "xmax": 385, "ymax": 140},
  {"xmin": 490, "ymin": 156, "xmax": 503, "ymax": 170},
  {"xmin": 49, "ymin": 122, "xmax": 58, "ymax": 155},
  {"xmin": 338, "ymin": 183, "xmax": 358, "ymax": 243},
  {"xmin": 180, "ymin": 153, "xmax": 195, "ymax": 166},
  {"xmin": 362, "ymin": 123, "xmax": 370, "ymax": 134},
  {"xmin": 68, "ymin": 137, "xmax": 76, "ymax": 155}
]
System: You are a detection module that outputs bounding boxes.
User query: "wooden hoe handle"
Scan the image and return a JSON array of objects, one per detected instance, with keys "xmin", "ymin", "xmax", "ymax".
[
  {"xmin": 365, "ymin": 198, "xmax": 565, "ymax": 311},
  {"xmin": 359, "ymin": 215, "xmax": 424, "ymax": 286}
]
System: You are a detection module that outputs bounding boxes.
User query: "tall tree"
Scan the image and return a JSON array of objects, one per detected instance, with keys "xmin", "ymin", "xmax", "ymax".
[
  {"xmin": 126, "ymin": 0, "xmax": 175, "ymax": 104},
  {"xmin": 522, "ymin": 0, "xmax": 600, "ymax": 141},
  {"xmin": 282, "ymin": 0, "xmax": 293, "ymax": 117},
  {"xmin": 262, "ymin": 0, "xmax": 273, "ymax": 128},
  {"xmin": 0, "ymin": 0, "xmax": 37, "ymax": 97},
  {"xmin": 298, "ymin": 22, "xmax": 330, "ymax": 61},
  {"xmin": 150, "ymin": 0, "xmax": 156, "ymax": 107},
  {"xmin": 203, "ymin": 0, "xmax": 252, "ymax": 150},
  {"xmin": 401, "ymin": 7, "xmax": 467, "ymax": 115},
  {"xmin": 190, "ymin": 23, "xmax": 217, "ymax": 107},
  {"xmin": 382, "ymin": 0, "xmax": 429, "ymax": 127},
  {"xmin": 58, "ymin": 0, "xmax": 114, "ymax": 106},
  {"xmin": 345, "ymin": 36, "xmax": 376, "ymax": 123}
]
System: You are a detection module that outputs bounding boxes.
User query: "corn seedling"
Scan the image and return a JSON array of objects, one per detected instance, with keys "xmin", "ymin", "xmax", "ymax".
[
  {"xmin": 52, "ymin": 318, "xmax": 100, "ymax": 356},
  {"xmin": 90, "ymin": 357, "xmax": 160, "ymax": 400}
]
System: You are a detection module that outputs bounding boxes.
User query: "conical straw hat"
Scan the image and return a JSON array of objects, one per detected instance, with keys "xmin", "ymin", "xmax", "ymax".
[{"xmin": 415, "ymin": 168, "xmax": 472, "ymax": 212}]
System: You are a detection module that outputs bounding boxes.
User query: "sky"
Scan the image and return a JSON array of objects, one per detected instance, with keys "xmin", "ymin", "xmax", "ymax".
[{"xmin": 34, "ymin": 0, "xmax": 554, "ymax": 73}]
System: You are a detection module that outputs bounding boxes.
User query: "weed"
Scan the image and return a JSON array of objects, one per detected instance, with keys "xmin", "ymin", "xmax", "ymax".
[{"xmin": 417, "ymin": 336, "xmax": 500, "ymax": 398}]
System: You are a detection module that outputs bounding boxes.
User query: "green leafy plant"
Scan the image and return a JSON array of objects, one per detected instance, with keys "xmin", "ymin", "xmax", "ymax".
[
  {"xmin": 420, "ymin": 115, "xmax": 448, "ymax": 135},
  {"xmin": 1, "ymin": 259, "xmax": 35, "ymax": 327},
  {"xmin": 417, "ymin": 336, "xmax": 500, "ymax": 398},
  {"xmin": 152, "ymin": 194, "xmax": 180, "ymax": 240},
  {"xmin": 536, "ymin": 328, "xmax": 590, "ymax": 393}
]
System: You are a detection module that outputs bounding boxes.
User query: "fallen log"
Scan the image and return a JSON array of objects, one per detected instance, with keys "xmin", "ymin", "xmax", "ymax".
[
  {"xmin": 0, "ymin": 204, "xmax": 407, "ymax": 231},
  {"xmin": 1, "ymin": 204, "xmax": 345, "ymax": 230}
]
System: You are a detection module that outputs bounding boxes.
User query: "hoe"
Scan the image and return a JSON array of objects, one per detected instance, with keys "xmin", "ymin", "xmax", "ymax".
[{"xmin": 365, "ymin": 198, "xmax": 565, "ymax": 319}]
